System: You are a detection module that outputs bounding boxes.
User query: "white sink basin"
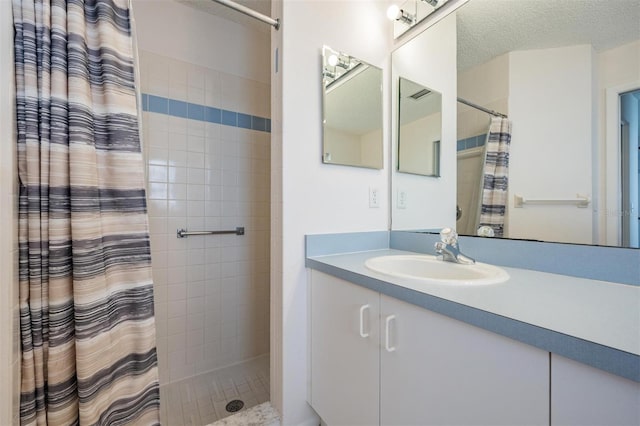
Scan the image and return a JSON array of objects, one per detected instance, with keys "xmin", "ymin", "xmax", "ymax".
[{"xmin": 364, "ymin": 255, "xmax": 509, "ymax": 286}]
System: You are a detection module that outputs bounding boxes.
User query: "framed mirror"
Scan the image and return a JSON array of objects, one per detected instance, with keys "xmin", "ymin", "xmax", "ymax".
[
  {"xmin": 322, "ymin": 46, "xmax": 383, "ymax": 169},
  {"xmin": 397, "ymin": 77, "xmax": 442, "ymax": 177}
]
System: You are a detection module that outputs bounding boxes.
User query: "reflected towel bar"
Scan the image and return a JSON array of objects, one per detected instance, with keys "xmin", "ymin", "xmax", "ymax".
[
  {"xmin": 514, "ymin": 194, "xmax": 590, "ymax": 208},
  {"xmin": 177, "ymin": 227, "xmax": 245, "ymax": 238}
]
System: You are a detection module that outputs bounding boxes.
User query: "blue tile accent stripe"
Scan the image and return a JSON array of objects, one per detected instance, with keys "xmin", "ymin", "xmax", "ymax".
[
  {"xmin": 457, "ymin": 134, "xmax": 486, "ymax": 151},
  {"xmin": 142, "ymin": 93, "xmax": 271, "ymax": 133}
]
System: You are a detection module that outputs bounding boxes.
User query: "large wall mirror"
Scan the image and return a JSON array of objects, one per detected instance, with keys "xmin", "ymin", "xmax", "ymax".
[
  {"xmin": 391, "ymin": 0, "xmax": 640, "ymax": 248},
  {"xmin": 322, "ymin": 46, "xmax": 383, "ymax": 169},
  {"xmin": 397, "ymin": 77, "xmax": 442, "ymax": 177}
]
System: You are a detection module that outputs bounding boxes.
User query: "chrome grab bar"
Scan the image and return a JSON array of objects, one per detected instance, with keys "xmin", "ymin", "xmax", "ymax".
[
  {"xmin": 514, "ymin": 194, "xmax": 590, "ymax": 208},
  {"xmin": 176, "ymin": 227, "xmax": 245, "ymax": 238}
]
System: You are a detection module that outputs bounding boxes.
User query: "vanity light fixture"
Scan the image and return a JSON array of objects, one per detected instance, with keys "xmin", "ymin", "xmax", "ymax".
[
  {"xmin": 387, "ymin": 4, "xmax": 416, "ymax": 25},
  {"xmin": 323, "ymin": 69, "xmax": 336, "ymax": 81},
  {"xmin": 327, "ymin": 53, "xmax": 352, "ymax": 70},
  {"xmin": 323, "ymin": 48, "xmax": 358, "ymax": 86}
]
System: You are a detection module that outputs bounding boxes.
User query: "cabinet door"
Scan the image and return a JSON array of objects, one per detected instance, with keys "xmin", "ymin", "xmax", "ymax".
[
  {"xmin": 310, "ymin": 271, "xmax": 380, "ymax": 425},
  {"xmin": 551, "ymin": 354, "xmax": 640, "ymax": 425},
  {"xmin": 380, "ymin": 295, "xmax": 549, "ymax": 426}
]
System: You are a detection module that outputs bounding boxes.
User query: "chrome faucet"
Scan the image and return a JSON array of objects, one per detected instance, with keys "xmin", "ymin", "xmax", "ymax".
[{"xmin": 434, "ymin": 227, "xmax": 475, "ymax": 265}]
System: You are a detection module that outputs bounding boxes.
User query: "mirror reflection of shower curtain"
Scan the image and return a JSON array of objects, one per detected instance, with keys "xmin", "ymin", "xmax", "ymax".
[
  {"xmin": 478, "ymin": 117, "xmax": 512, "ymax": 237},
  {"xmin": 456, "ymin": 146, "xmax": 484, "ymax": 235}
]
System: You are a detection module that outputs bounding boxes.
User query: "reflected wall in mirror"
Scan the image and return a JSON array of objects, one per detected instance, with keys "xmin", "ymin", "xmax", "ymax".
[
  {"xmin": 391, "ymin": 14, "xmax": 457, "ymax": 231},
  {"xmin": 322, "ymin": 46, "xmax": 383, "ymax": 169},
  {"xmin": 391, "ymin": 0, "xmax": 640, "ymax": 248},
  {"xmin": 456, "ymin": 0, "xmax": 640, "ymax": 247},
  {"xmin": 398, "ymin": 78, "xmax": 442, "ymax": 177}
]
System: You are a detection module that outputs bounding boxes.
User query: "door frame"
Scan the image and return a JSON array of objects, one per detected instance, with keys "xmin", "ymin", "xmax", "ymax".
[{"xmin": 604, "ymin": 81, "xmax": 640, "ymax": 246}]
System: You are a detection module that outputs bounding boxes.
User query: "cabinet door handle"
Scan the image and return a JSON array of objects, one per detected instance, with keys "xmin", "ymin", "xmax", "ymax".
[
  {"xmin": 385, "ymin": 314, "xmax": 396, "ymax": 352},
  {"xmin": 359, "ymin": 304, "xmax": 370, "ymax": 338}
]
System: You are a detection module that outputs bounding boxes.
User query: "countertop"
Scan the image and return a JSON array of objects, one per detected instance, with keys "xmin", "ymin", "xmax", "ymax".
[{"xmin": 306, "ymin": 248, "xmax": 640, "ymax": 382}]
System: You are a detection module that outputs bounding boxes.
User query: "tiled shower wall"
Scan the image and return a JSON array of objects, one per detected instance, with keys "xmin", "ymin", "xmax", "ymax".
[{"xmin": 138, "ymin": 50, "xmax": 270, "ymax": 384}]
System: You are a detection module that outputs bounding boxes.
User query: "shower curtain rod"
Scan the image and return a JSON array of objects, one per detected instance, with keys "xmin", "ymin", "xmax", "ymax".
[
  {"xmin": 457, "ymin": 97, "xmax": 508, "ymax": 118},
  {"xmin": 211, "ymin": 0, "xmax": 280, "ymax": 30}
]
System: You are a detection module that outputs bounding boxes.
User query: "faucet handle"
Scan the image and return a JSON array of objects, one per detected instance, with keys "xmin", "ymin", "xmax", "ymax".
[{"xmin": 439, "ymin": 227, "xmax": 458, "ymax": 246}]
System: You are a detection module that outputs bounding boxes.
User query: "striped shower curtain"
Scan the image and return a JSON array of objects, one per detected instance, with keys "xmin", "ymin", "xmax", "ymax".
[
  {"xmin": 478, "ymin": 117, "xmax": 511, "ymax": 237},
  {"xmin": 13, "ymin": 0, "xmax": 160, "ymax": 424}
]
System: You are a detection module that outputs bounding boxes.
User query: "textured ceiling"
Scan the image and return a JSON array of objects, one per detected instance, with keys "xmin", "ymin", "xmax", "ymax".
[
  {"xmin": 175, "ymin": 0, "xmax": 272, "ymax": 33},
  {"xmin": 457, "ymin": 0, "xmax": 640, "ymax": 71}
]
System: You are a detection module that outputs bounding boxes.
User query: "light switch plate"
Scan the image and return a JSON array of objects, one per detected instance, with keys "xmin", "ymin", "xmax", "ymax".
[
  {"xmin": 369, "ymin": 187, "xmax": 380, "ymax": 208},
  {"xmin": 397, "ymin": 189, "xmax": 407, "ymax": 209}
]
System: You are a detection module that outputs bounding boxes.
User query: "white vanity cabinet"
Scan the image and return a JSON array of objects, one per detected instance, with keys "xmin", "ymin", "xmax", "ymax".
[
  {"xmin": 310, "ymin": 270, "xmax": 550, "ymax": 425},
  {"xmin": 310, "ymin": 270, "xmax": 381, "ymax": 425},
  {"xmin": 380, "ymin": 294, "xmax": 549, "ymax": 425},
  {"xmin": 551, "ymin": 354, "xmax": 640, "ymax": 425}
]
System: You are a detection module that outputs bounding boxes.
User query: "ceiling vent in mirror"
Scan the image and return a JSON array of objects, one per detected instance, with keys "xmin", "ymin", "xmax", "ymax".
[{"xmin": 409, "ymin": 88, "xmax": 432, "ymax": 100}]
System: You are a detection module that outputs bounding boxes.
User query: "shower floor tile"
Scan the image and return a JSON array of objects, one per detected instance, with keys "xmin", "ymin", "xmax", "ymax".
[
  {"xmin": 160, "ymin": 354, "xmax": 270, "ymax": 425},
  {"xmin": 206, "ymin": 402, "xmax": 280, "ymax": 426}
]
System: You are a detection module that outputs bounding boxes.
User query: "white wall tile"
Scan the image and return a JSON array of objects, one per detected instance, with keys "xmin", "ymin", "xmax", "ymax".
[
  {"xmin": 169, "ymin": 132, "xmax": 188, "ymax": 151},
  {"xmin": 168, "ymin": 299, "xmax": 187, "ymax": 318},
  {"xmin": 169, "ymin": 83, "xmax": 188, "ymax": 102},
  {"xmin": 187, "ymin": 169, "xmax": 206, "ymax": 186},
  {"xmin": 148, "ymin": 128, "xmax": 170, "ymax": 149},
  {"xmin": 168, "ymin": 166, "xmax": 188, "ymax": 184},
  {"xmin": 140, "ymin": 49, "xmax": 270, "ymax": 386},
  {"xmin": 188, "ymin": 312, "xmax": 205, "ymax": 331},
  {"xmin": 188, "ymin": 85, "xmax": 205, "ymax": 104},
  {"xmin": 188, "ymin": 120, "xmax": 205, "ymax": 137},
  {"xmin": 187, "ymin": 266, "xmax": 205, "ymax": 282},
  {"xmin": 168, "ymin": 183, "xmax": 187, "ymax": 200},
  {"xmin": 186, "ymin": 216, "xmax": 205, "ymax": 229},
  {"xmin": 168, "ymin": 116, "xmax": 188, "ymax": 135},
  {"xmin": 168, "ymin": 283, "xmax": 188, "ymax": 300},
  {"xmin": 187, "ymin": 135, "xmax": 205, "ymax": 154},
  {"xmin": 148, "ymin": 165, "xmax": 168, "ymax": 182},
  {"xmin": 148, "ymin": 148, "xmax": 169, "ymax": 166},
  {"xmin": 168, "ymin": 200, "xmax": 187, "ymax": 217}
]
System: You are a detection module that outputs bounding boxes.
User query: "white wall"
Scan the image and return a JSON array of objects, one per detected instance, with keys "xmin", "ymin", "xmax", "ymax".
[
  {"xmin": 273, "ymin": 1, "xmax": 392, "ymax": 423},
  {"xmin": 399, "ymin": 112, "xmax": 442, "ymax": 175},
  {"xmin": 392, "ymin": 14, "xmax": 457, "ymax": 231},
  {"xmin": 457, "ymin": 53, "xmax": 509, "ymax": 139},
  {"xmin": 361, "ymin": 128, "xmax": 383, "ymax": 168},
  {"xmin": 133, "ymin": 0, "xmax": 271, "ymax": 388},
  {"xmin": 324, "ymin": 127, "xmax": 362, "ymax": 165},
  {"xmin": 133, "ymin": 0, "xmax": 270, "ymax": 84},
  {"xmin": 507, "ymin": 45, "xmax": 595, "ymax": 244},
  {"xmin": 0, "ymin": 1, "xmax": 19, "ymax": 423}
]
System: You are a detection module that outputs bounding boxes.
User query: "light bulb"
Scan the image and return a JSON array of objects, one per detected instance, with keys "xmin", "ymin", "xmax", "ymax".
[
  {"xmin": 327, "ymin": 54, "xmax": 338, "ymax": 67},
  {"xmin": 386, "ymin": 4, "xmax": 401, "ymax": 21}
]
